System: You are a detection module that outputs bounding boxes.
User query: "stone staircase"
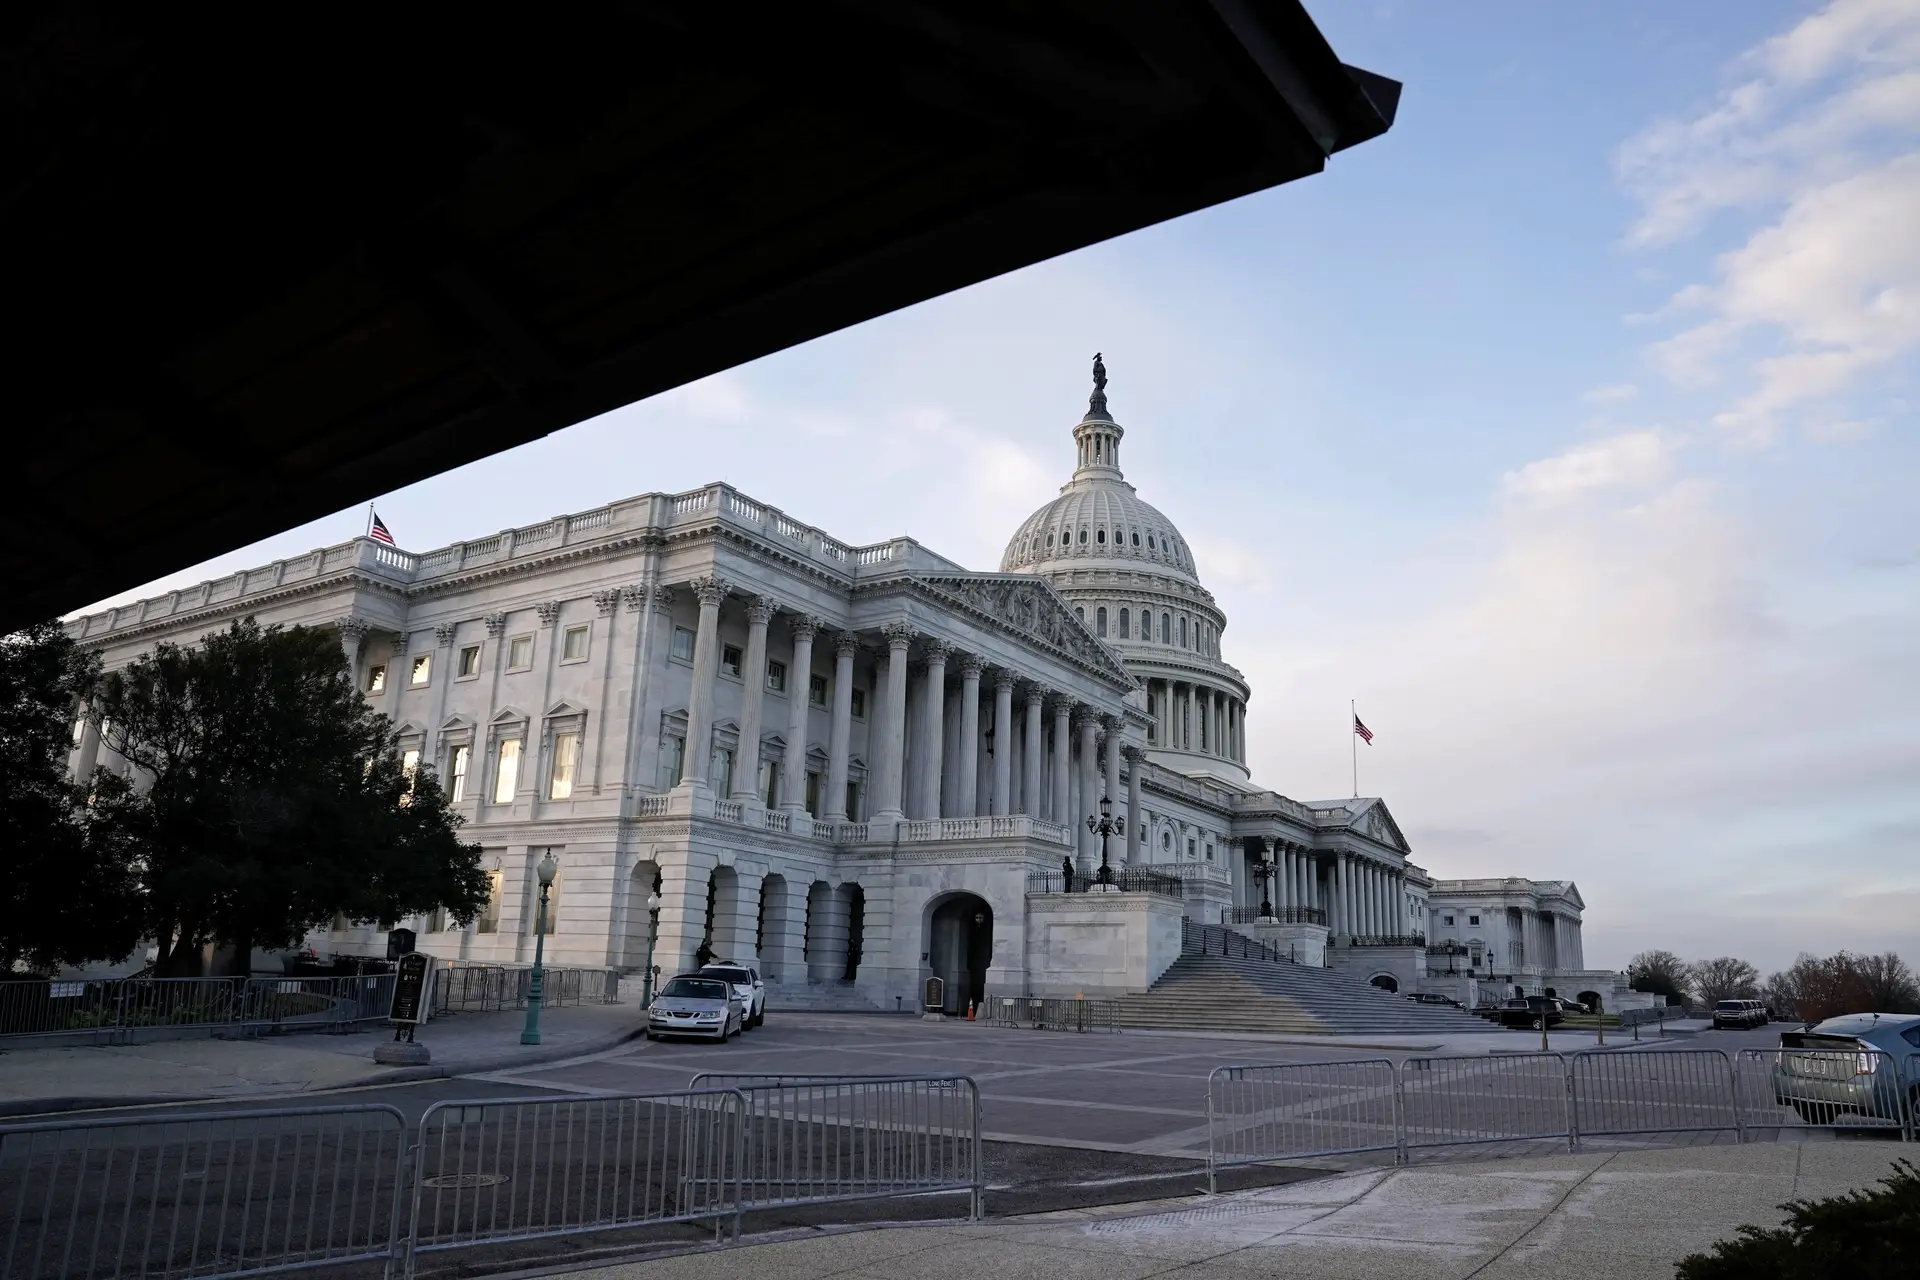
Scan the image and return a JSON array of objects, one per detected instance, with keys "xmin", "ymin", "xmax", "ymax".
[
  {"xmin": 1114, "ymin": 952, "xmax": 1501, "ymax": 1037},
  {"xmin": 763, "ymin": 978, "xmax": 889, "ymax": 1014}
]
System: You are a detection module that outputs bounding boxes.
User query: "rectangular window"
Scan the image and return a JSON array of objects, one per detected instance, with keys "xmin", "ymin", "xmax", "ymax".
[
  {"xmin": 449, "ymin": 745, "xmax": 470, "ymax": 801},
  {"xmin": 760, "ymin": 759, "xmax": 778, "ymax": 808},
  {"xmin": 508, "ymin": 635, "xmax": 534, "ymax": 671},
  {"xmin": 562, "ymin": 625, "xmax": 589, "ymax": 662},
  {"xmin": 1468, "ymin": 914, "xmax": 1481, "ymax": 926},
  {"xmin": 458, "ymin": 645, "xmax": 481, "ymax": 678},
  {"xmin": 494, "ymin": 738, "xmax": 521, "ymax": 803},
  {"xmin": 1096, "ymin": 606, "xmax": 1108, "ymax": 637},
  {"xmin": 850, "ymin": 688, "xmax": 866, "ymax": 719},
  {"xmin": 721, "ymin": 643, "xmax": 743, "ymax": 677},
  {"xmin": 1443, "ymin": 914, "xmax": 1455, "ymax": 926},
  {"xmin": 476, "ymin": 871, "xmax": 503, "ymax": 933},
  {"xmin": 671, "ymin": 627, "xmax": 695, "ymax": 661},
  {"xmin": 845, "ymin": 781, "xmax": 860, "ymax": 822},
  {"xmin": 1118, "ymin": 608, "xmax": 1130, "ymax": 639},
  {"xmin": 766, "ymin": 659, "xmax": 786, "ymax": 692},
  {"xmin": 427, "ymin": 906, "xmax": 448, "ymax": 934},
  {"xmin": 712, "ymin": 746, "xmax": 734, "ymax": 796},
  {"xmin": 400, "ymin": 748, "xmax": 420, "ymax": 803},
  {"xmin": 549, "ymin": 732, "xmax": 580, "ymax": 799},
  {"xmin": 1161, "ymin": 613, "xmax": 1171, "ymax": 644},
  {"xmin": 805, "ymin": 770, "xmax": 821, "ymax": 817},
  {"xmin": 410, "ymin": 654, "xmax": 431, "ymax": 686},
  {"xmin": 368, "ymin": 664, "xmax": 387, "ymax": 694},
  {"xmin": 658, "ymin": 735, "xmax": 685, "ymax": 790},
  {"xmin": 809, "ymin": 674, "xmax": 828, "ymax": 707}
]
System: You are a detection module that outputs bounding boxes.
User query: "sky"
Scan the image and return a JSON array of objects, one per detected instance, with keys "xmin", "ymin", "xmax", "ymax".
[{"xmin": 78, "ymin": 2, "xmax": 1920, "ymax": 975}]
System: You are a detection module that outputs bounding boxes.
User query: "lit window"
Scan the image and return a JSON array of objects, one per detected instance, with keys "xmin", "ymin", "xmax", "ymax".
[
  {"xmin": 72, "ymin": 712, "xmax": 86, "ymax": 747},
  {"xmin": 494, "ymin": 738, "xmax": 521, "ymax": 803},
  {"xmin": 400, "ymin": 748, "xmax": 420, "ymax": 804},
  {"xmin": 562, "ymin": 625, "xmax": 589, "ymax": 662},
  {"xmin": 809, "ymin": 674, "xmax": 829, "ymax": 707},
  {"xmin": 1096, "ymin": 607, "xmax": 1107, "ymax": 637},
  {"xmin": 410, "ymin": 654, "xmax": 431, "ymax": 686},
  {"xmin": 850, "ymin": 688, "xmax": 866, "ymax": 719},
  {"xmin": 477, "ymin": 873, "xmax": 503, "ymax": 934},
  {"xmin": 767, "ymin": 659, "xmax": 787, "ymax": 692},
  {"xmin": 449, "ymin": 745, "xmax": 470, "ymax": 801},
  {"xmin": 368, "ymin": 664, "xmax": 387, "ymax": 694},
  {"xmin": 549, "ymin": 732, "xmax": 579, "ymax": 799},
  {"xmin": 458, "ymin": 645, "xmax": 481, "ymax": 678},
  {"xmin": 671, "ymin": 627, "xmax": 695, "ymax": 661},
  {"xmin": 1118, "ymin": 608, "xmax": 1130, "ymax": 639},
  {"xmin": 721, "ymin": 644, "xmax": 743, "ymax": 677},
  {"xmin": 508, "ymin": 635, "xmax": 534, "ymax": 670}
]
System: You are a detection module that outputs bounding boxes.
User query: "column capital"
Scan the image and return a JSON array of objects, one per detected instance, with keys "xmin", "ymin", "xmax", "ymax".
[
  {"xmin": 958, "ymin": 654, "xmax": 985, "ymax": 680},
  {"xmin": 881, "ymin": 620, "xmax": 916, "ymax": 649},
  {"xmin": 1020, "ymin": 681, "xmax": 1047, "ymax": 707},
  {"xmin": 1049, "ymin": 692, "xmax": 1075, "ymax": 717},
  {"xmin": 921, "ymin": 638, "xmax": 951, "ymax": 664},
  {"xmin": 338, "ymin": 617, "xmax": 371, "ymax": 643},
  {"xmin": 1100, "ymin": 712, "xmax": 1123, "ymax": 733},
  {"xmin": 593, "ymin": 589, "xmax": 621, "ymax": 617},
  {"xmin": 992, "ymin": 668, "xmax": 1019, "ymax": 693},
  {"xmin": 1120, "ymin": 743, "xmax": 1143, "ymax": 763},
  {"xmin": 1073, "ymin": 704, "xmax": 1100, "ymax": 730},
  {"xmin": 689, "ymin": 575, "xmax": 731, "ymax": 607},
  {"xmin": 434, "ymin": 623, "xmax": 457, "ymax": 648},
  {"xmin": 834, "ymin": 629, "xmax": 862, "ymax": 658},
  {"xmin": 484, "ymin": 611, "xmax": 508, "ymax": 638},
  {"xmin": 535, "ymin": 601, "xmax": 562, "ymax": 628},
  {"xmin": 745, "ymin": 596, "xmax": 777, "ymax": 626},
  {"xmin": 790, "ymin": 614, "xmax": 827, "ymax": 642}
]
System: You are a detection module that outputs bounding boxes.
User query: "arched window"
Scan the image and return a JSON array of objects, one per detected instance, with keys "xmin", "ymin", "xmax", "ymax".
[
  {"xmin": 1046, "ymin": 531, "xmax": 1054, "ymax": 547},
  {"xmin": 1075, "ymin": 606, "xmax": 1084, "ymax": 621},
  {"xmin": 1096, "ymin": 529, "xmax": 1106, "ymax": 545},
  {"xmin": 1095, "ymin": 606, "xmax": 1108, "ymax": 637},
  {"xmin": 1117, "ymin": 608, "xmax": 1130, "ymax": 639},
  {"xmin": 1179, "ymin": 616, "xmax": 1188, "ymax": 647},
  {"xmin": 1078, "ymin": 528, "xmax": 1088, "ymax": 545},
  {"xmin": 1161, "ymin": 612, "xmax": 1171, "ymax": 644},
  {"xmin": 1130, "ymin": 531, "xmax": 1140, "ymax": 547}
]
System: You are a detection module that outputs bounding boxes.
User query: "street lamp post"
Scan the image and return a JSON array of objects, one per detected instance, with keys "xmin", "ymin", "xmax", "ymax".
[
  {"xmin": 1254, "ymin": 856, "xmax": 1277, "ymax": 920},
  {"xmin": 641, "ymin": 893, "xmax": 662, "ymax": 1008},
  {"xmin": 1085, "ymin": 795, "xmax": 1124, "ymax": 887},
  {"xmin": 520, "ymin": 852, "xmax": 558, "ymax": 1046}
]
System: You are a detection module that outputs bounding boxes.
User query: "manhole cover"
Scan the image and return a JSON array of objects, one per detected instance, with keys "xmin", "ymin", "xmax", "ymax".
[{"xmin": 421, "ymin": 1173, "xmax": 509, "ymax": 1189}]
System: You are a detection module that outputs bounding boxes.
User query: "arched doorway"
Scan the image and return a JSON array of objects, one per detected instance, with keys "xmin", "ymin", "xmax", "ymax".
[
  {"xmin": 622, "ymin": 860, "xmax": 662, "ymax": 971},
  {"xmin": 927, "ymin": 894, "xmax": 992, "ymax": 1015},
  {"xmin": 1578, "ymin": 990, "xmax": 1602, "ymax": 1014},
  {"xmin": 839, "ymin": 883, "xmax": 865, "ymax": 981},
  {"xmin": 1369, "ymin": 974, "xmax": 1399, "ymax": 994}
]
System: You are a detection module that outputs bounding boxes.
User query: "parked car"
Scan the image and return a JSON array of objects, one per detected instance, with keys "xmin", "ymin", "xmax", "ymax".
[
  {"xmin": 645, "ymin": 974, "xmax": 743, "ymax": 1042},
  {"xmin": 1770, "ymin": 1013, "xmax": 1920, "ymax": 1125},
  {"xmin": 701, "ymin": 962, "xmax": 766, "ymax": 1029},
  {"xmin": 1712, "ymin": 999, "xmax": 1767, "ymax": 1030},
  {"xmin": 1496, "ymin": 996, "xmax": 1565, "ymax": 1030},
  {"xmin": 1405, "ymin": 992, "xmax": 1462, "ymax": 1008}
]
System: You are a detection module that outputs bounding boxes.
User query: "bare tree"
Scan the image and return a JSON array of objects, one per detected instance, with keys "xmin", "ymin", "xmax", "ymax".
[
  {"xmin": 1689, "ymin": 956, "xmax": 1760, "ymax": 1006},
  {"xmin": 1627, "ymin": 949, "xmax": 1690, "ymax": 1005},
  {"xmin": 1762, "ymin": 951, "xmax": 1920, "ymax": 1023},
  {"xmin": 1847, "ymin": 952, "xmax": 1920, "ymax": 1013}
]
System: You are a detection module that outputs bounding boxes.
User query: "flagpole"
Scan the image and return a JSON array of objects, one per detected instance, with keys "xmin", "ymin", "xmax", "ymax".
[
  {"xmin": 366, "ymin": 502, "xmax": 374, "ymax": 538},
  {"xmin": 1351, "ymin": 699, "xmax": 1357, "ymax": 799}
]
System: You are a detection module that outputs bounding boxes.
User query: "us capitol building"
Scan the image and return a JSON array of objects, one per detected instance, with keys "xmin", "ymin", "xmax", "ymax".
[{"xmin": 67, "ymin": 361, "xmax": 1634, "ymax": 1018}]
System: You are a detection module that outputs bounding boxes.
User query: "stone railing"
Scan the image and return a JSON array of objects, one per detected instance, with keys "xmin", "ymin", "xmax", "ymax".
[
  {"xmin": 712, "ymin": 799, "xmax": 744, "ymax": 825},
  {"xmin": 762, "ymin": 809, "xmax": 792, "ymax": 833},
  {"xmin": 896, "ymin": 815, "xmax": 1072, "ymax": 845},
  {"xmin": 632, "ymin": 795, "xmax": 671, "ymax": 817},
  {"xmin": 1147, "ymin": 861, "xmax": 1234, "ymax": 887}
]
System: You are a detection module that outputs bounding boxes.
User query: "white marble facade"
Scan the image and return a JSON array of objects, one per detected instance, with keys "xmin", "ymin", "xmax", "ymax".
[{"xmin": 65, "ymin": 366, "xmax": 1617, "ymax": 1011}]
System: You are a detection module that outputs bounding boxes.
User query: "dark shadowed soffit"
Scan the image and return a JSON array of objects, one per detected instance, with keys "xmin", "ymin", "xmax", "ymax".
[{"xmin": 5, "ymin": 1, "xmax": 1398, "ymax": 633}]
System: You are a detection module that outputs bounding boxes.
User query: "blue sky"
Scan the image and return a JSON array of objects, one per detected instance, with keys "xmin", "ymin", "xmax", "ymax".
[{"xmin": 83, "ymin": 2, "xmax": 1920, "ymax": 974}]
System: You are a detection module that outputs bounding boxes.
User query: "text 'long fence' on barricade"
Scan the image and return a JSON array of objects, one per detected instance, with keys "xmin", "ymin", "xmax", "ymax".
[
  {"xmin": 1206, "ymin": 1047, "xmax": 1919, "ymax": 1191},
  {"xmin": 0, "ymin": 1076, "xmax": 983, "ymax": 1280}
]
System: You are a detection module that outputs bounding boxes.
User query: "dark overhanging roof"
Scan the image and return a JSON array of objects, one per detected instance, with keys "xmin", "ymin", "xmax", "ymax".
[{"xmin": 6, "ymin": 1, "xmax": 1398, "ymax": 635}]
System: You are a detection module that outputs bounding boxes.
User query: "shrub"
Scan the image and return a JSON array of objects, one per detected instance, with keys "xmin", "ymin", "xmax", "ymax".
[{"xmin": 1674, "ymin": 1158, "xmax": 1920, "ymax": 1277}]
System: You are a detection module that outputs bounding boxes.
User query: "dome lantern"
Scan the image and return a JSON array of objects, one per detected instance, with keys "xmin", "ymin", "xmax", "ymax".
[{"xmin": 1072, "ymin": 352, "xmax": 1124, "ymax": 482}]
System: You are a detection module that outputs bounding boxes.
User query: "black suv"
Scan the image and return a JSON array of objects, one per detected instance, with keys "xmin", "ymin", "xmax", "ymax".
[{"xmin": 1496, "ymin": 996, "xmax": 1565, "ymax": 1030}]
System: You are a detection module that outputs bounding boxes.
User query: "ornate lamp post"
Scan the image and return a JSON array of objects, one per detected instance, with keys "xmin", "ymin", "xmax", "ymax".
[
  {"xmin": 520, "ymin": 852, "xmax": 558, "ymax": 1046},
  {"xmin": 641, "ymin": 892, "xmax": 662, "ymax": 1007},
  {"xmin": 1085, "ymin": 795, "xmax": 1124, "ymax": 887},
  {"xmin": 1254, "ymin": 853, "xmax": 1278, "ymax": 920}
]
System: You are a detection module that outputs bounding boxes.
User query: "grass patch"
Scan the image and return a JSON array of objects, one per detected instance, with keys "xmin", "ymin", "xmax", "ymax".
[{"xmin": 1675, "ymin": 1158, "xmax": 1920, "ymax": 1277}]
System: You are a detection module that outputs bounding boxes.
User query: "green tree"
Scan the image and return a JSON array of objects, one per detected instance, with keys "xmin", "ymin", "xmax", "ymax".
[
  {"xmin": 1626, "ymin": 948, "xmax": 1690, "ymax": 1005},
  {"xmin": 98, "ymin": 618, "xmax": 487, "ymax": 975},
  {"xmin": 0, "ymin": 622, "xmax": 143, "ymax": 972},
  {"xmin": 1688, "ymin": 956, "xmax": 1760, "ymax": 1006}
]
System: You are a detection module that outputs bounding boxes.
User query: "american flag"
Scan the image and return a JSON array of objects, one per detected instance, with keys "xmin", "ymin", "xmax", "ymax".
[
  {"xmin": 368, "ymin": 512, "xmax": 395, "ymax": 546},
  {"xmin": 1353, "ymin": 714, "xmax": 1374, "ymax": 745}
]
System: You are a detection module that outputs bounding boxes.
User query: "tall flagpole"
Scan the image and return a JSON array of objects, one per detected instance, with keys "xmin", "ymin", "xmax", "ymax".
[
  {"xmin": 1351, "ymin": 699, "xmax": 1358, "ymax": 798},
  {"xmin": 366, "ymin": 502, "xmax": 375, "ymax": 537}
]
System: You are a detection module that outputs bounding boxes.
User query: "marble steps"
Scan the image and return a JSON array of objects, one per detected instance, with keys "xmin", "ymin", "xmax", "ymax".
[
  {"xmin": 762, "ymin": 980, "xmax": 886, "ymax": 1014},
  {"xmin": 1116, "ymin": 954, "xmax": 1495, "ymax": 1037}
]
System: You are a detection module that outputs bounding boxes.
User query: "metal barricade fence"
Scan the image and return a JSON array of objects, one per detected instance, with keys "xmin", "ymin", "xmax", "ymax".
[
  {"xmin": 1398, "ymin": 1054, "xmax": 1570, "ymax": 1158},
  {"xmin": 1569, "ymin": 1049, "xmax": 1742, "ymax": 1144},
  {"xmin": 1734, "ymin": 1048, "xmax": 1911, "ymax": 1140},
  {"xmin": 686, "ymin": 1075, "xmax": 982, "ymax": 1219},
  {"xmin": 1206, "ymin": 1059, "xmax": 1399, "ymax": 1192},
  {"xmin": 0, "ymin": 978, "xmax": 398, "ymax": 1045},
  {"xmin": 404, "ymin": 1090, "xmax": 745, "ymax": 1276},
  {"xmin": 0, "ymin": 1104, "xmax": 408, "ymax": 1280},
  {"xmin": 981, "ymin": 997, "xmax": 1118, "ymax": 1033}
]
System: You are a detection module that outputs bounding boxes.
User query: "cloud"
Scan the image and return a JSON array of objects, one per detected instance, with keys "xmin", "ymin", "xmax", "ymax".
[
  {"xmin": 1619, "ymin": 0, "xmax": 1920, "ymax": 442},
  {"xmin": 1500, "ymin": 432, "xmax": 1667, "ymax": 504},
  {"xmin": 1582, "ymin": 384, "xmax": 1638, "ymax": 404}
]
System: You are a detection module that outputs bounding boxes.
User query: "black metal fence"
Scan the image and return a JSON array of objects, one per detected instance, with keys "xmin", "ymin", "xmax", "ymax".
[
  {"xmin": 979, "ymin": 997, "xmax": 1120, "ymax": 1033},
  {"xmin": 1334, "ymin": 934, "xmax": 1428, "ymax": 949},
  {"xmin": 0, "ymin": 976, "xmax": 396, "ymax": 1045},
  {"xmin": 1225, "ymin": 906, "xmax": 1327, "ymax": 925},
  {"xmin": 429, "ymin": 963, "xmax": 619, "ymax": 1014},
  {"xmin": 1024, "ymin": 867, "xmax": 1184, "ymax": 897},
  {"xmin": 1182, "ymin": 920, "xmax": 1315, "ymax": 966}
]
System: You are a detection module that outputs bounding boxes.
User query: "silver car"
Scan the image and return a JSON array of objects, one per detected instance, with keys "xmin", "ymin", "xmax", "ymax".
[
  {"xmin": 645, "ymin": 975, "xmax": 743, "ymax": 1042},
  {"xmin": 1770, "ymin": 1012, "xmax": 1920, "ymax": 1124}
]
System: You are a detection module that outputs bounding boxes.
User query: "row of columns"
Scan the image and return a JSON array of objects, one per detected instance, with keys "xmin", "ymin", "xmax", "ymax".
[
  {"xmin": 1245, "ymin": 839, "xmax": 1412, "ymax": 940},
  {"xmin": 675, "ymin": 577, "xmax": 1136, "ymax": 855},
  {"xmin": 1145, "ymin": 677, "xmax": 1245, "ymax": 763}
]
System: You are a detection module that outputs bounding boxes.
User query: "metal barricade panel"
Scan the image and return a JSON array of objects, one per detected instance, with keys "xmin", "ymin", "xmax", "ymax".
[
  {"xmin": 0, "ymin": 1104, "xmax": 407, "ymax": 1280},
  {"xmin": 1570, "ymin": 1049, "xmax": 1741, "ymax": 1143},
  {"xmin": 406, "ymin": 1090, "xmax": 743, "ymax": 1269},
  {"xmin": 1206, "ymin": 1059, "xmax": 1399, "ymax": 1188},
  {"xmin": 1736, "ymin": 1048, "xmax": 1910, "ymax": 1139},
  {"xmin": 1399, "ymin": 1054, "xmax": 1569, "ymax": 1155}
]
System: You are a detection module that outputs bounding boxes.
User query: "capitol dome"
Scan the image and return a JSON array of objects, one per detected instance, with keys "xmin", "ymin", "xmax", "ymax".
[{"xmin": 1003, "ymin": 356, "xmax": 1251, "ymax": 785}]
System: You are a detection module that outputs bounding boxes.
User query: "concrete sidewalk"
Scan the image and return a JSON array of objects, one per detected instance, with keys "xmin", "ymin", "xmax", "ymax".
[
  {"xmin": 0, "ymin": 1000, "xmax": 640, "ymax": 1116},
  {"xmin": 555, "ymin": 1141, "xmax": 1906, "ymax": 1280}
]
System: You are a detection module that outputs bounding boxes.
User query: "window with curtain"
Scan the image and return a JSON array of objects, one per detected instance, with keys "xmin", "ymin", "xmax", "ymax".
[
  {"xmin": 549, "ymin": 732, "xmax": 580, "ymax": 799},
  {"xmin": 493, "ymin": 739, "xmax": 521, "ymax": 803}
]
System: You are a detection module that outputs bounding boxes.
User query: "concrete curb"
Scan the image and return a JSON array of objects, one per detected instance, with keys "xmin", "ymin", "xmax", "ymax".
[{"xmin": 0, "ymin": 1025, "xmax": 647, "ymax": 1121}]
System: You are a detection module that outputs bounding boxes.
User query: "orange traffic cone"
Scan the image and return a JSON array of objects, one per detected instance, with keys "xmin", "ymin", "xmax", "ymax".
[{"xmin": 967, "ymin": 1000, "xmax": 976, "ymax": 1021}]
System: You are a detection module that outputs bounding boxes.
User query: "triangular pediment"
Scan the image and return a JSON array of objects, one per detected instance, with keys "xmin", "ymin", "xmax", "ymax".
[
  {"xmin": 490, "ymin": 705, "xmax": 528, "ymax": 725},
  {"xmin": 910, "ymin": 573, "xmax": 1135, "ymax": 686}
]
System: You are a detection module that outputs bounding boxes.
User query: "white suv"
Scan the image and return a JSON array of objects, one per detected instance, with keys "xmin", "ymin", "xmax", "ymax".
[{"xmin": 701, "ymin": 963, "xmax": 765, "ymax": 1029}]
